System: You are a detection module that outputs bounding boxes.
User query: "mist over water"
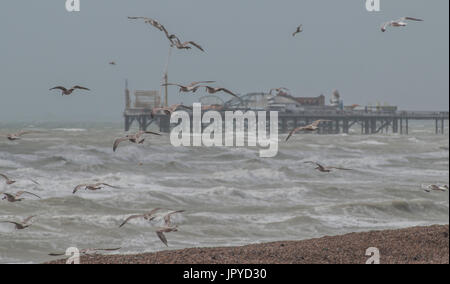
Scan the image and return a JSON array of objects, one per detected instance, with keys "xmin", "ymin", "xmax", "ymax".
[{"xmin": 0, "ymin": 121, "xmax": 448, "ymax": 263}]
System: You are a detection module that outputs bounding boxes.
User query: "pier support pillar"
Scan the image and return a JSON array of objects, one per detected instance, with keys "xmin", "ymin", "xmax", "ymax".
[
  {"xmin": 343, "ymin": 119, "xmax": 349, "ymax": 134},
  {"xmin": 406, "ymin": 119, "xmax": 409, "ymax": 135},
  {"xmin": 159, "ymin": 115, "xmax": 170, "ymax": 133},
  {"xmin": 370, "ymin": 119, "xmax": 376, "ymax": 134},
  {"xmin": 281, "ymin": 118, "xmax": 287, "ymax": 133},
  {"xmin": 400, "ymin": 119, "xmax": 403, "ymax": 135},
  {"xmin": 393, "ymin": 118, "xmax": 398, "ymax": 133}
]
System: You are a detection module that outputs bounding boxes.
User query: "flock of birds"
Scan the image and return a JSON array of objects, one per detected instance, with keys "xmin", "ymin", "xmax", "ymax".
[
  {"xmin": 1, "ymin": 127, "xmax": 187, "ymax": 254},
  {"xmin": 1, "ymin": 166, "xmax": 186, "ymax": 251},
  {"xmin": 0, "ymin": 13, "xmax": 442, "ymax": 260}
]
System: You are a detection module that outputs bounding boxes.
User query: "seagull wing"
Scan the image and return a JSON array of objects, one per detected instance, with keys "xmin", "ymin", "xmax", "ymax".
[
  {"xmin": 402, "ymin": 17, "xmax": 423, "ymax": 22},
  {"xmin": 218, "ymin": 88, "xmax": 239, "ymax": 98},
  {"xmin": 156, "ymin": 231, "xmax": 169, "ymax": 246},
  {"xmin": 0, "ymin": 221, "xmax": 21, "ymax": 226},
  {"xmin": 0, "ymin": 173, "xmax": 11, "ymax": 182},
  {"xmin": 185, "ymin": 41, "xmax": 204, "ymax": 52},
  {"xmin": 328, "ymin": 167, "xmax": 353, "ymax": 171},
  {"xmin": 23, "ymin": 216, "xmax": 35, "ymax": 224},
  {"xmin": 113, "ymin": 137, "xmax": 129, "ymax": 152},
  {"xmin": 127, "ymin": 16, "xmax": 148, "ymax": 20},
  {"xmin": 16, "ymin": 191, "xmax": 41, "ymax": 199},
  {"xmin": 304, "ymin": 161, "xmax": 325, "ymax": 169},
  {"xmin": 72, "ymin": 85, "xmax": 90, "ymax": 91},
  {"xmin": 161, "ymin": 83, "xmax": 184, "ymax": 88},
  {"xmin": 144, "ymin": 131, "xmax": 162, "ymax": 136},
  {"xmin": 48, "ymin": 252, "xmax": 66, "ymax": 256},
  {"xmin": 92, "ymin": 247, "xmax": 121, "ymax": 252},
  {"xmin": 286, "ymin": 126, "xmax": 306, "ymax": 141},
  {"xmin": 163, "ymin": 210, "xmax": 185, "ymax": 226},
  {"xmin": 187, "ymin": 81, "xmax": 216, "ymax": 88},
  {"xmin": 119, "ymin": 214, "xmax": 145, "ymax": 228},
  {"xmin": 50, "ymin": 86, "xmax": 68, "ymax": 92},
  {"xmin": 95, "ymin": 183, "xmax": 120, "ymax": 189}
]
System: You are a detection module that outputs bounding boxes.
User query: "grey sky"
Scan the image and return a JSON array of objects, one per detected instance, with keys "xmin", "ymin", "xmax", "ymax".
[{"xmin": 0, "ymin": 0, "xmax": 448, "ymax": 122}]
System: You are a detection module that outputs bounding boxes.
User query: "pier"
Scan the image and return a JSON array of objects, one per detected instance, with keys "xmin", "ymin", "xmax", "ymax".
[
  {"xmin": 123, "ymin": 83, "xmax": 448, "ymax": 134},
  {"xmin": 124, "ymin": 108, "xmax": 449, "ymax": 135}
]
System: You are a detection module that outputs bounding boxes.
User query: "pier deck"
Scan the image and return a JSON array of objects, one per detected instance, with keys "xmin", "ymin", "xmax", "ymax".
[{"xmin": 124, "ymin": 108, "xmax": 449, "ymax": 135}]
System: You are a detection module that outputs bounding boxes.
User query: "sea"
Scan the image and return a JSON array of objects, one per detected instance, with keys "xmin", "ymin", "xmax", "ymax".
[{"xmin": 0, "ymin": 120, "xmax": 448, "ymax": 263}]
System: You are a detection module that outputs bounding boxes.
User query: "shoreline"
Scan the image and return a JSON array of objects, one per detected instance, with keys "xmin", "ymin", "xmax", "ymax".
[{"xmin": 46, "ymin": 224, "xmax": 449, "ymax": 264}]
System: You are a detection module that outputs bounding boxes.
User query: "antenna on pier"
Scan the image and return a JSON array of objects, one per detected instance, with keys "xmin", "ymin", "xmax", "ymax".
[
  {"xmin": 161, "ymin": 46, "xmax": 173, "ymax": 107},
  {"xmin": 125, "ymin": 79, "xmax": 130, "ymax": 109}
]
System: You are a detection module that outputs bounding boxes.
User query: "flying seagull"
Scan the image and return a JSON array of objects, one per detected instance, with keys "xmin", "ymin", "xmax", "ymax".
[
  {"xmin": 423, "ymin": 184, "xmax": 448, "ymax": 193},
  {"xmin": 113, "ymin": 130, "xmax": 161, "ymax": 152},
  {"xmin": 286, "ymin": 120, "xmax": 332, "ymax": 141},
  {"xmin": 50, "ymin": 85, "xmax": 90, "ymax": 96},
  {"xmin": 304, "ymin": 161, "xmax": 353, "ymax": 173},
  {"xmin": 156, "ymin": 226, "xmax": 178, "ymax": 247},
  {"xmin": 162, "ymin": 81, "xmax": 215, "ymax": 93},
  {"xmin": 292, "ymin": 24, "xmax": 303, "ymax": 37},
  {"xmin": 151, "ymin": 104, "xmax": 192, "ymax": 118},
  {"xmin": 381, "ymin": 17, "xmax": 423, "ymax": 32},
  {"xmin": 73, "ymin": 183, "xmax": 120, "ymax": 194},
  {"xmin": 5, "ymin": 130, "xmax": 37, "ymax": 141},
  {"xmin": 109, "ymin": 61, "xmax": 116, "ymax": 65},
  {"xmin": 0, "ymin": 216, "xmax": 35, "ymax": 230},
  {"xmin": 1, "ymin": 191, "xmax": 42, "ymax": 202},
  {"xmin": 0, "ymin": 173, "xmax": 16, "ymax": 185},
  {"xmin": 49, "ymin": 247, "xmax": 121, "ymax": 256},
  {"xmin": 119, "ymin": 208, "xmax": 162, "ymax": 228},
  {"xmin": 204, "ymin": 86, "xmax": 240, "ymax": 98}
]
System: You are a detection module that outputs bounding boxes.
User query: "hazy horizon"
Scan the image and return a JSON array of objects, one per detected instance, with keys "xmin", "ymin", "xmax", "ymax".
[{"xmin": 0, "ymin": 0, "xmax": 448, "ymax": 122}]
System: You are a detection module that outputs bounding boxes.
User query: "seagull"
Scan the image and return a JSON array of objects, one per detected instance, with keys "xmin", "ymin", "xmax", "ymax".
[
  {"xmin": 119, "ymin": 208, "xmax": 162, "ymax": 228},
  {"xmin": 156, "ymin": 226, "xmax": 178, "ymax": 247},
  {"xmin": 113, "ymin": 130, "xmax": 161, "ymax": 152},
  {"xmin": 109, "ymin": 61, "xmax": 116, "ymax": 65},
  {"xmin": 162, "ymin": 81, "xmax": 215, "ymax": 93},
  {"xmin": 292, "ymin": 24, "xmax": 303, "ymax": 37},
  {"xmin": 73, "ymin": 183, "xmax": 120, "ymax": 194},
  {"xmin": 269, "ymin": 87, "xmax": 290, "ymax": 95},
  {"xmin": 381, "ymin": 17, "xmax": 423, "ymax": 32},
  {"xmin": 0, "ymin": 216, "xmax": 35, "ymax": 230},
  {"xmin": 304, "ymin": 161, "xmax": 353, "ymax": 173},
  {"xmin": 151, "ymin": 104, "xmax": 192, "ymax": 118},
  {"xmin": 423, "ymin": 184, "xmax": 448, "ymax": 193},
  {"xmin": 204, "ymin": 86, "xmax": 240, "ymax": 98},
  {"xmin": 50, "ymin": 85, "xmax": 90, "ymax": 96},
  {"xmin": 1, "ymin": 191, "xmax": 42, "ymax": 202},
  {"xmin": 285, "ymin": 120, "xmax": 332, "ymax": 141},
  {"xmin": 0, "ymin": 173, "xmax": 16, "ymax": 185},
  {"xmin": 163, "ymin": 210, "xmax": 185, "ymax": 227},
  {"xmin": 5, "ymin": 130, "xmax": 37, "ymax": 141},
  {"xmin": 49, "ymin": 247, "xmax": 121, "ymax": 256}
]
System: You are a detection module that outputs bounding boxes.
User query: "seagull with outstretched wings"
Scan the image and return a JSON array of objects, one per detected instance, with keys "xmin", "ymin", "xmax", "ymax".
[
  {"xmin": 50, "ymin": 85, "xmax": 90, "ymax": 96},
  {"xmin": 381, "ymin": 17, "xmax": 423, "ymax": 32}
]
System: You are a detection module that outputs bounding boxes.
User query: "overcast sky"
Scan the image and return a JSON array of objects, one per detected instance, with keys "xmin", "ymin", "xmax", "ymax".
[{"xmin": 0, "ymin": 0, "xmax": 448, "ymax": 122}]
